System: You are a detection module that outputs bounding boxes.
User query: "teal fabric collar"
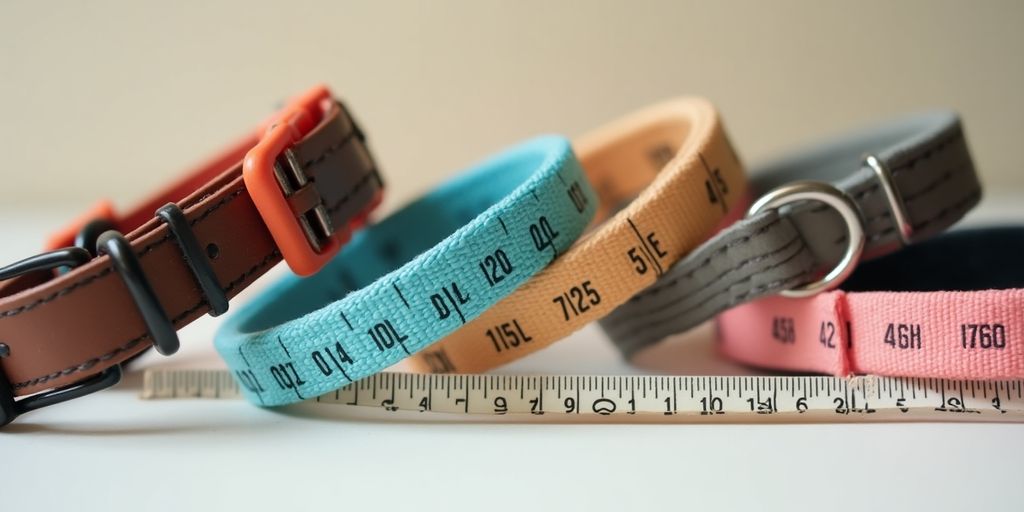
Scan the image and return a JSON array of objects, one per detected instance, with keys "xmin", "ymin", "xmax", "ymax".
[{"xmin": 215, "ymin": 136, "xmax": 597, "ymax": 406}]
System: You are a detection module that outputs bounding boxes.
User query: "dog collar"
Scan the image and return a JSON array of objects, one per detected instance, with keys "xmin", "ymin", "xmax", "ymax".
[
  {"xmin": 0, "ymin": 85, "xmax": 384, "ymax": 425},
  {"xmin": 404, "ymin": 97, "xmax": 748, "ymax": 373},
  {"xmin": 215, "ymin": 136, "xmax": 597, "ymax": 406},
  {"xmin": 718, "ymin": 227, "xmax": 1024, "ymax": 379},
  {"xmin": 602, "ymin": 111, "xmax": 981, "ymax": 357}
]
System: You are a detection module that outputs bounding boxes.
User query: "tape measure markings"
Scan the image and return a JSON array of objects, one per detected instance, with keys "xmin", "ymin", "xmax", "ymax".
[{"xmin": 142, "ymin": 369, "xmax": 1024, "ymax": 421}]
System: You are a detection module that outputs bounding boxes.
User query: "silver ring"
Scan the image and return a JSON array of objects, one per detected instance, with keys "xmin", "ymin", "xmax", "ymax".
[{"xmin": 746, "ymin": 181, "xmax": 866, "ymax": 298}]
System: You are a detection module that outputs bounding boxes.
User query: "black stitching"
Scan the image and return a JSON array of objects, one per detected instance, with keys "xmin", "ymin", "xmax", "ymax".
[
  {"xmin": 618, "ymin": 128, "xmax": 967, "ymax": 352},
  {"xmin": 327, "ymin": 168, "xmax": 381, "ymax": 215},
  {"xmin": 612, "ymin": 240, "xmax": 813, "ymax": 336},
  {"xmin": 911, "ymin": 188, "xmax": 981, "ymax": 232},
  {"xmin": 13, "ymin": 250, "xmax": 280, "ymax": 390},
  {"xmin": 636, "ymin": 132, "xmax": 964, "ymax": 303},
  {"xmin": 8, "ymin": 126, "xmax": 371, "ymax": 389},
  {"xmin": 889, "ymin": 131, "xmax": 961, "ymax": 173},
  {"xmin": 623, "ymin": 235, "xmax": 805, "ymax": 320},
  {"xmin": 0, "ymin": 187, "xmax": 247, "ymax": 319},
  {"xmin": 731, "ymin": 268, "xmax": 816, "ymax": 303},
  {"xmin": 901, "ymin": 169, "xmax": 954, "ymax": 203},
  {"xmin": 1, "ymin": 131, "xmax": 369, "ymax": 319},
  {"xmin": 855, "ymin": 170, "xmax": 974, "ymax": 245},
  {"xmin": 302, "ymin": 129, "xmax": 359, "ymax": 170},
  {"xmin": 634, "ymin": 216, "xmax": 785, "ymax": 297},
  {"xmin": 619, "ymin": 262, "xmax": 816, "ymax": 353},
  {"xmin": 842, "ymin": 142, "xmax": 964, "ymax": 246},
  {"xmin": 850, "ymin": 129, "xmax": 961, "ymax": 203},
  {"xmin": 188, "ymin": 188, "xmax": 247, "ymax": 228},
  {"xmin": 621, "ymin": 184, "xmax": 977, "ymax": 353}
]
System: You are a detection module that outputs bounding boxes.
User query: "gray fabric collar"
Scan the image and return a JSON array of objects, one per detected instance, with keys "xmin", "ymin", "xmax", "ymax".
[{"xmin": 601, "ymin": 111, "xmax": 981, "ymax": 357}]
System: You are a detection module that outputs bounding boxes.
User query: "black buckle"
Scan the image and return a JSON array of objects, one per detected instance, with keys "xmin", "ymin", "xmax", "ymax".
[
  {"xmin": 0, "ymin": 247, "xmax": 123, "ymax": 426},
  {"xmin": 0, "ymin": 203, "xmax": 227, "ymax": 426}
]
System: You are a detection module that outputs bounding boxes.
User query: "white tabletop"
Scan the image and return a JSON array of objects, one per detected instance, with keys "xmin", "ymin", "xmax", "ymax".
[{"xmin": 2, "ymin": 201, "xmax": 1022, "ymax": 512}]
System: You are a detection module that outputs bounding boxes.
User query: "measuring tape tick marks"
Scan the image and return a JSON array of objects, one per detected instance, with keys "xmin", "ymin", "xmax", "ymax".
[{"xmin": 142, "ymin": 369, "xmax": 1024, "ymax": 422}]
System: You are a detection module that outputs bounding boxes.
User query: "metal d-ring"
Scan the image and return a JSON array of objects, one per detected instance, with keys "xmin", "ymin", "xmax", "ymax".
[{"xmin": 747, "ymin": 181, "xmax": 866, "ymax": 298}]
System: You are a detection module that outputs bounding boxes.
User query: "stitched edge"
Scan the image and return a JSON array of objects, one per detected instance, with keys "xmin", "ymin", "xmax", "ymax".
[
  {"xmin": 327, "ymin": 168, "xmax": 381, "ymax": 215},
  {"xmin": 6, "ymin": 126, "xmax": 380, "ymax": 390},
  {"xmin": 0, "ymin": 187, "xmax": 248, "ymax": 319},
  {"xmin": 911, "ymin": 188, "xmax": 981, "ymax": 232},
  {"xmin": 12, "ymin": 168, "xmax": 382, "ymax": 388},
  {"xmin": 798, "ymin": 132, "xmax": 966, "ymax": 247},
  {"xmin": 0, "ymin": 131, "xmax": 375, "ymax": 319},
  {"xmin": 620, "ymin": 261, "xmax": 816, "ymax": 355},
  {"xmin": 633, "ymin": 216, "xmax": 785, "ymax": 297},
  {"xmin": 619, "ymin": 235, "xmax": 805, "ymax": 322},
  {"xmin": 623, "ymin": 181, "xmax": 975, "ymax": 332},
  {"xmin": 13, "ymin": 250, "xmax": 281, "ymax": 390},
  {"xmin": 610, "ymin": 241, "xmax": 814, "ymax": 340},
  {"xmin": 798, "ymin": 128, "xmax": 962, "ymax": 215},
  {"xmin": 621, "ymin": 188, "xmax": 979, "ymax": 351},
  {"xmin": 302, "ymin": 126, "xmax": 358, "ymax": 170},
  {"xmin": 620, "ymin": 183, "xmax": 979, "ymax": 354},
  {"xmin": 617, "ymin": 127, "xmax": 968, "ymax": 354},
  {"xmin": 848, "ymin": 128, "xmax": 962, "ymax": 203},
  {"xmin": 855, "ymin": 165, "xmax": 958, "ymax": 243},
  {"xmin": 832, "ymin": 184, "xmax": 980, "ymax": 247},
  {"xmin": 632, "ymin": 128, "xmax": 965, "ymax": 302}
]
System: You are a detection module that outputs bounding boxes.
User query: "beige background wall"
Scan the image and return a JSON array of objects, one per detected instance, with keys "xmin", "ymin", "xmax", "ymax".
[{"xmin": 1, "ymin": 1, "xmax": 1022, "ymax": 215}]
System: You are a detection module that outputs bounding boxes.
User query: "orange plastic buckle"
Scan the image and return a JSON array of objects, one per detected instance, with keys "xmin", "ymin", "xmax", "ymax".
[
  {"xmin": 243, "ymin": 85, "xmax": 340, "ymax": 276},
  {"xmin": 44, "ymin": 85, "xmax": 354, "ymax": 277}
]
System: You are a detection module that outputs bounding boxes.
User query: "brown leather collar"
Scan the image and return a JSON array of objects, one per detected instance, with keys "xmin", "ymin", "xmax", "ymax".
[{"xmin": 0, "ymin": 85, "xmax": 383, "ymax": 423}]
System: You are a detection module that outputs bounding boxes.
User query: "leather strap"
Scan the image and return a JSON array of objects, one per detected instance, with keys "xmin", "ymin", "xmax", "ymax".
[
  {"xmin": 404, "ymin": 97, "xmax": 748, "ymax": 373},
  {"xmin": 602, "ymin": 111, "xmax": 981, "ymax": 357},
  {"xmin": 718, "ymin": 227, "xmax": 1024, "ymax": 379},
  {"xmin": 0, "ymin": 87, "xmax": 383, "ymax": 397},
  {"xmin": 215, "ymin": 136, "xmax": 597, "ymax": 406}
]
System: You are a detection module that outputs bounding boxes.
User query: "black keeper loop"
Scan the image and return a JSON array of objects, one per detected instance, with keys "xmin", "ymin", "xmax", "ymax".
[
  {"xmin": 155, "ymin": 203, "xmax": 229, "ymax": 316},
  {"xmin": 97, "ymin": 231, "xmax": 181, "ymax": 356}
]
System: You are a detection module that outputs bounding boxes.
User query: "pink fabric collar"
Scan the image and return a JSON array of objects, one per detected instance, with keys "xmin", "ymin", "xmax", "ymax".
[
  {"xmin": 718, "ymin": 289, "xmax": 1024, "ymax": 379},
  {"xmin": 717, "ymin": 227, "xmax": 1024, "ymax": 379}
]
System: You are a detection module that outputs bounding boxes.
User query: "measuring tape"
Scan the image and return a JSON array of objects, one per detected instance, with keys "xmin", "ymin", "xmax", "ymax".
[{"xmin": 141, "ymin": 369, "xmax": 1024, "ymax": 422}]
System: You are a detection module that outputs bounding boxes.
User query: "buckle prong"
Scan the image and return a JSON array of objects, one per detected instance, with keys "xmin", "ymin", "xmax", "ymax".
[{"xmin": 273, "ymin": 148, "xmax": 334, "ymax": 253}]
